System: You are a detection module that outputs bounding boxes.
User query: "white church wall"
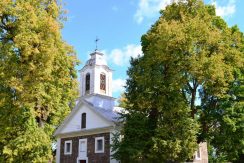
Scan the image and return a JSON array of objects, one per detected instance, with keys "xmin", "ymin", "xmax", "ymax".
[
  {"xmin": 60, "ymin": 104, "xmax": 111, "ymax": 134},
  {"xmin": 108, "ymin": 71, "xmax": 112, "ymax": 96},
  {"xmin": 56, "ymin": 138, "xmax": 61, "ymax": 163}
]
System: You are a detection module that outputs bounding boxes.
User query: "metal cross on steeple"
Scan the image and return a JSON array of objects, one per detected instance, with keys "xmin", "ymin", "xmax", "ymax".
[{"xmin": 95, "ymin": 36, "xmax": 99, "ymax": 51}]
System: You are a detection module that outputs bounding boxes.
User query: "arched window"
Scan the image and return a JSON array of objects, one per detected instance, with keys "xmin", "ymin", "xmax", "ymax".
[
  {"xmin": 100, "ymin": 73, "xmax": 106, "ymax": 93},
  {"xmin": 85, "ymin": 73, "xmax": 90, "ymax": 92},
  {"xmin": 81, "ymin": 113, "xmax": 86, "ymax": 129}
]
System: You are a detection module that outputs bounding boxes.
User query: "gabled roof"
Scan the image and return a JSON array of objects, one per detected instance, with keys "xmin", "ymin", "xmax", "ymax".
[
  {"xmin": 54, "ymin": 98, "xmax": 121, "ymax": 137},
  {"xmin": 83, "ymin": 99, "xmax": 120, "ymax": 122}
]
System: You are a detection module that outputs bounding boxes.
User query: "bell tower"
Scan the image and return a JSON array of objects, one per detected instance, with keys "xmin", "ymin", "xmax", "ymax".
[{"xmin": 79, "ymin": 51, "xmax": 113, "ymax": 97}]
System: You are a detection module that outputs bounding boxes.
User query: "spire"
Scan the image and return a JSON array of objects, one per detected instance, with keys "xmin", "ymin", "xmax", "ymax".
[{"xmin": 95, "ymin": 36, "xmax": 99, "ymax": 51}]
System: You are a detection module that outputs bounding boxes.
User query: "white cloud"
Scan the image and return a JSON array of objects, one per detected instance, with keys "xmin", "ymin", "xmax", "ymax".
[
  {"xmin": 134, "ymin": 0, "xmax": 178, "ymax": 24},
  {"xmin": 134, "ymin": 0, "xmax": 237, "ymax": 24},
  {"xmin": 105, "ymin": 44, "xmax": 142, "ymax": 66},
  {"xmin": 112, "ymin": 78, "xmax": 126, "ymax": 93},
  {"xmin": 212, "ymin": 0, "xmax": 236, "ymax": 17}
]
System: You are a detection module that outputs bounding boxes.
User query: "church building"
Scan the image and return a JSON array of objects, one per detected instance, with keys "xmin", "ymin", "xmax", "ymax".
[
  {"xmin": 54, "ymin": 50, "xmax": 120, "ymax": 163},
  {"xmin": 54, "ymin": 49, "xmax": 208, "ymax": 163}
]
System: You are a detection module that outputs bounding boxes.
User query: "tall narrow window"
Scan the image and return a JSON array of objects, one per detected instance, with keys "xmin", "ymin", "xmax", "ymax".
[
  {"xmin": 81, "ymin": 113, "xmax": 86, "ymax": 129},
  {"xmin": 100, "ymin": 74, "xmax": 106, "ymax": 92},
  {"xmin": 85, "ymin": 73, "xmax": 90, "ymax": 92}
]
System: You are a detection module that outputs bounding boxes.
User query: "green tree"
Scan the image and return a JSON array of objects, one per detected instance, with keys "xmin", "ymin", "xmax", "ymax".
[
  {"xmin": 0, "ymin": 0, "xmax": 79, "ymax": 162},
  {"xmin": 202, "ymin": 69, "xmax": 244, "ymax": 162},
  {"xmin": 113, "ymin": 0, "xmax": 243, "ymax": 162}
]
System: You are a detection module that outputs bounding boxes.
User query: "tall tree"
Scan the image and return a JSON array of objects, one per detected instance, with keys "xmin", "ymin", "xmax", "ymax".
[
  {"xmin": 113, "ymin": 52, "xmax": 199, "ymax": 162},
  {"xmin": 113, "ymin": 0, "xmax": 243, "ymax": 162},
  {"xmin": 0, "ymin": 0, "xmax": 79, "ymax": 162}
]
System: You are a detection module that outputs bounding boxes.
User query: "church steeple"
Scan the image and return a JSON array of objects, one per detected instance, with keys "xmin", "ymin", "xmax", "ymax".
[{"xmin": 79, "ymin": 50, "xmax": 113, "ymax": 97}]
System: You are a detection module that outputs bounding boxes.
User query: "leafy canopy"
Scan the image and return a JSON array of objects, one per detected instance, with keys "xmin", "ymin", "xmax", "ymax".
[
  {"xmin": 0, "ymin": 0, "xmax": 79, "ymax": 162},
  {"xmin": 113, "ymin": 0, "xmax": 244, "ymax": 162}
]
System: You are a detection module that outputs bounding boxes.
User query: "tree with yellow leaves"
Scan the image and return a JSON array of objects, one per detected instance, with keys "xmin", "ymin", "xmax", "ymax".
[{"xmin": 0, "ymin": 0, "xmax": 79, "ymax": 162}]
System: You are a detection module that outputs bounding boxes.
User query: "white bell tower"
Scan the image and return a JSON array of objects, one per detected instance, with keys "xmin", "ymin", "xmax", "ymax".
[{"xmin": 79, "ymin": 51, "xmax": 113, "ymax": 97}]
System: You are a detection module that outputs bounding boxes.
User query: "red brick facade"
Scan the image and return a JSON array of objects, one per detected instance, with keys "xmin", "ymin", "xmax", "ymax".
[{"xmin": 60, "ymin": 132, "xmax": 110, "ymax": 163}]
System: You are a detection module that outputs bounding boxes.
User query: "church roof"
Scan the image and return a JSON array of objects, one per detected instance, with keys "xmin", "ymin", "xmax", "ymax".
[
  {"xmin": 83, "ymin": 50, "xmax": 108, "ymax": 67},
  {"xmin": 90, "ymin": 51, "xmax": 104, "ymax": 56},
  {"xmin": 83, "ymin": 99, "xmax": 121, "ymax": 122}
]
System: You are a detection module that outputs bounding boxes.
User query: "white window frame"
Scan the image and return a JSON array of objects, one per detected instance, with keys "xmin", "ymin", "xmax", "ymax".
[
  {"xmin": 64, "ymin": 140, "xmax": 72, "ymax": 155},
  {"xmin": 95, "ymin": 137, "xmax": 104, "ymax": 153}
]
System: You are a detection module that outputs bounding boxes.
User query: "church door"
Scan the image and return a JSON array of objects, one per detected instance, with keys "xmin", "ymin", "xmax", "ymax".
[
  {"xmin": 79, "ymin": 139, "xmax": 87, "ymax": 158},
  {"xmin": 79, "ymin": 160, "xmax": 86, "ymax": 163}
]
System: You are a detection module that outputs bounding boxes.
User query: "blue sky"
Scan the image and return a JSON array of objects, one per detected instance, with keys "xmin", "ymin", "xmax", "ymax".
[{"xmin": 61, "ymin": 0, "xmax": 244, "ymax": 99}]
